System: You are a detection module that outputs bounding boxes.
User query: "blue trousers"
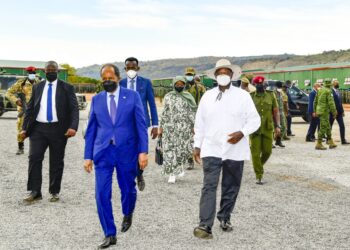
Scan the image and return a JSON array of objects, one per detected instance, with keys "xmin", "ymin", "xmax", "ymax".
[
  {"xmin": 95, "ymin": 144, "xmax": 138, "ymax": 237},
  {"xmin": 330, "ymin": 113, "xmax": 346, "ymax": 141},
  {"xmin": 306, "ymin": 115, "xmax": 320, "ymax": 139}
]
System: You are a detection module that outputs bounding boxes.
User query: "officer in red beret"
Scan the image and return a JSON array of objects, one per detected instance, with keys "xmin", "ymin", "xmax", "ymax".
[
  {"xmin": 249, "ymin": 76, "xmax": 281, "ymax": 184},
  {"xmin": 5, "ymin": 66, "xmax": 40, "ymax": 155}
]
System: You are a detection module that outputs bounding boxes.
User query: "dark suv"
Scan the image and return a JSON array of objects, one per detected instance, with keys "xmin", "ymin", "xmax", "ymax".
[{"xmin": 265, "ymin": 80, "xmax": 310, "ymax": 122}]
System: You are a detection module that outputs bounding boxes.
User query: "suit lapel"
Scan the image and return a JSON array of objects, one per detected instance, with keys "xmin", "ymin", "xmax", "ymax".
[
  {"xmin": 136, "ymin": 77, "xmax": 142, "ymax": 92},
  {"xmin": 114, "ymin": 87, "xmax": 124, "ymax": 126},
  {"xmin": 55, "ymin": 80, "xmax": 62, "ymax": 112},
  {"xmin": 35, "ymin": 81, "xmax": 46, "ymax": 107},
  {"xmin": 101, "ymin": 91, "xmax": 114, "ymax": 125}
]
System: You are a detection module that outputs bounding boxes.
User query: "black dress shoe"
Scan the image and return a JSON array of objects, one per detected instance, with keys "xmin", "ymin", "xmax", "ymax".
[
  {"xmin": 305, "ymin": 137, "xmax": 315, "ymax": 142},
  {"xmin": 121, "ymin": 214, "xmax": 133, "ymax": 232},
  {"xmin": 98, "ymin": 236, "xmax": 117, "ymax": 249},
  {"xmin": 219, "ymin": 220, "xmax": 233, "ymax": 232},
  {"xmin": 23, "ymin": 191, "xmax": 42, "ymax": 204},
  {"xmin": 193, "ymin": 225, "xmax": 213, "ymax": 239},
  {"xmin": 342, "ymin": 140, "xmax": 350, "ymax": 145},
  {"xmin": 137, "ymin": 175, "xmax": 145, "ymax": 191}
]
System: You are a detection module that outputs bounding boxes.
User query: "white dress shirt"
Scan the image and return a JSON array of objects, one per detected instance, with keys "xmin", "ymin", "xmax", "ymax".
[
  {"xmin": 36, "ymin": 80, "xmax": 58, "ymax": 123},
  {"xmin": 106, "ymin": 87, "xmax": 120, "ymax": 115},
  {"xmin": 127, "ymin": 76, "xmax": 137, "ymax": 91},
  {"xmin": 194, "ymin": 86, "xmax": 261, "ymax": 161}
]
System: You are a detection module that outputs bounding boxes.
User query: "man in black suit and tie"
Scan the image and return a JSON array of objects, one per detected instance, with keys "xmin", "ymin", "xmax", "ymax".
[
  {"xmin": 20, "ymin": 61, "xmax": 79, "ymax": 204},
  {"xmin": 330, "ymin": 80, "xmax": 349, "ymax": 145}
]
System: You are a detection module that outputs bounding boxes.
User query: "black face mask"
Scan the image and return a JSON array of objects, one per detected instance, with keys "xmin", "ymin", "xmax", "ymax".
[
  {"xmin": 256, "ymin": 84, "xmax": 265, "ymax": 93},
  {"xmin": 46, "ymin": 72, "xmax": 58, "ymax": 82},
  {"xmin": 175, "ymin": 86, "xmax": 185, "ymax": 93},
  {"xmin": 103, "ymin": 80, "xmax": 118, "ymax": 92},
  {"xmin": 334, "ymin": 84, "xmax": 339, "ymax": 89}
]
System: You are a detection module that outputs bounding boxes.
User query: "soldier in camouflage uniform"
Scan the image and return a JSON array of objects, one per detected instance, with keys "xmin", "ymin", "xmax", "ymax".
[
  {"xmin": 5, "ymin": 66, "xmax": 40, "ymax": 155},
  {"xmin": 184, "ymin": 67, "xmax": 206, "ymax": 105},
  {"xmin": 314, "ymin": 79, "xmax": 337, "ymax": 150},
  {"xmin": 281, "ymin": 84, "xmax": 291, "ymax": 141},
  {"xmin": 274, "ymin": 81, "xmax": 287, "ymax": 147},
  {"xmin": 250, "ymin": 76, "xmax": 281, "ymax": 184}
]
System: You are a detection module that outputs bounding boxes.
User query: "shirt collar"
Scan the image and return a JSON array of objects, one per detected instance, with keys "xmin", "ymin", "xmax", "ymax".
[
  {"xmin": 127, "ymin": 76, "xmax": 138, "ymax": 82},
  {"xmin": 107, "ymin": 86, "xmax": 120, "ymax": 96},
  {"xmin": 46, "ymin": 79, "xmax": 58, "ymax": 85}
]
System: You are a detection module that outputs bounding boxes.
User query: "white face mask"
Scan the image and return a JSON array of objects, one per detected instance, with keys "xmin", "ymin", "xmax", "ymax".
[
  {"xmin": 127, "ymin": 70, "xmax": 137, "ymax": 79},
  {"xmin": 28, "ymin": 74, "xmax": 36, "ymax": 81},
  {"xmin": 185, "ymin": 75, "xmax": 194, "ymax": 82},
  {"xmin": 216, "ymin": 74, "xmax": 231, "ymax": 86}
]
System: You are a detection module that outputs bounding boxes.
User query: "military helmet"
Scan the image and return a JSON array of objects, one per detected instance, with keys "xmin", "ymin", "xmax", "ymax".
[{"xmin": 185, "ymin": 67, "xmax": 196, "ymax": 75}]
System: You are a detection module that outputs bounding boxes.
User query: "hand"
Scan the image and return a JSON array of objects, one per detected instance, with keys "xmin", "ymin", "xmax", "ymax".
[
  {"xmin": 312, "ymin": 112, "xmax": 317, "ymax": 118},
  {"xmin": 139, "ymin": 153, "xmax": 148, "ymax": 170},
  {"xmin": 16, "ymin": 99, "xmax": 23, "ymax": 107},
  {"xmin": 227, "ymin": 131, "xmax": 244, "ymax": 144},
  {"xmin": 333, "ymin": 112, "xmax": 338, "ymax": 119},
  {"xmin": 158, "ymin": 127, "xmax": 163, "ymax": 138},
  {"xmin": 150, "ymin": 127, "xmax": 158, "ymax": 140},
  {"xmin": 274, "ymin": 127, "xmax": 281, "ymax": 137},
  {"xmin": 84, "ymin": 160, "xmax": 93, "ymax": 173},
  {"xmin": 19, "ymin": 130, "xmax": 27, "ymax": 140},
  {"xmin": 65, "ymin": 128, "xmax": 76, "ymax": 138},
  {"xmin": 193, "ymin": 147, "xmax": 201, "ymax": 164}
]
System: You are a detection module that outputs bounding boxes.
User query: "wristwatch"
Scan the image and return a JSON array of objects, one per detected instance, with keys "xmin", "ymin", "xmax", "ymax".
[{"xmin": 275, "ymin": 124, "xmax": 281, "ymax": 129}]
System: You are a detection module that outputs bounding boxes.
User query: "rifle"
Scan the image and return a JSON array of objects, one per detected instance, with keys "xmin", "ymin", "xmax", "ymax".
[{"xmin": 16, "ymin": 78, "xmax": 28, "ymax": 118}]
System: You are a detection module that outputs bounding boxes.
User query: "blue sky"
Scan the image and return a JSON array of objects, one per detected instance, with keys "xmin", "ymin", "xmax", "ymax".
[{"xmin": 0, "ymin": 0, "xmax": 349, "ymax": 67}]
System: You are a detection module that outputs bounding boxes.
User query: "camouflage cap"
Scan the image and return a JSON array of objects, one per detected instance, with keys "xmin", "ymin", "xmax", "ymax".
[
  {"xmin": 173, "ymin": 75, "xmax": 187, "ymax": 85},
  {"xmin": 241, "ymin": 77, "xmax": 250, "ymax": 87},
  {"xmin": 185, "ymin": 67, "xmax": 196, "ymax": 75},
  {"xmin": 324, "ymin": 78, "xmax": 332, "ymax": 87}
]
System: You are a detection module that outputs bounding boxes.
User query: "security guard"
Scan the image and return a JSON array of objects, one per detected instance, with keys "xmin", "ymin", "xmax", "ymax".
[
  {"xmin": 250, "ymin": 76, "xmax": 281, "ymax": 184},
  {"xmin": 5, "ymin": 66, "xmax": 40, "ymax": 154},
  {"xmin": 185, "ymin": 67, "xmax": 206, "ymax": 105},
  {"xmin": 314, "ymin": 79, "xmax": 337, "ymax": 150}
]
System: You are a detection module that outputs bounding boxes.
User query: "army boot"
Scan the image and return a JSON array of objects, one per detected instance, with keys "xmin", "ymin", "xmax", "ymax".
[
  {"xmin": 315, "ymin": 140, "xmax": 327, "ymax": 150},
  {"xmin": 327, "ymin": 139, "xmax": 337, "ymax": 149},
  {"xmin": 275, "ymin": 137, "xmax": 285, "ymax": 148},
  {"xmin": 16, "ymin": 142, "xmax": 24, "ymax": 155},
  {"xmin": 283, "ymin": 135, "xmax": 290, "ymax": 141}
]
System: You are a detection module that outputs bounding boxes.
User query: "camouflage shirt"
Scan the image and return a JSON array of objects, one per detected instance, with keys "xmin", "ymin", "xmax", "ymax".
[{"xmin": 314, "ymin": 87, "xmax": 336, "ymax": 115}]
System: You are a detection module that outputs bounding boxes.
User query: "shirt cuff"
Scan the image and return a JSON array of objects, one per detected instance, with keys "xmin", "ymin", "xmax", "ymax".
[
  {"xmin": 194, "ymin": 141, "xmax": 202, "ymax": 149},
  {"xmin": 152, "ymin": 125, "xmax": 158, "ymax": 128}
]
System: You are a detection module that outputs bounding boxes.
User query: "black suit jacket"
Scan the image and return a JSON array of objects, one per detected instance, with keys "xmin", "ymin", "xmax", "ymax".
[
  {"xmin": 332, "ymin": 88, "xmax": 344, "ymax": 114},
  {"xmin": 23, "ymin": 79, "xmax": 79, "ymax": 136}
]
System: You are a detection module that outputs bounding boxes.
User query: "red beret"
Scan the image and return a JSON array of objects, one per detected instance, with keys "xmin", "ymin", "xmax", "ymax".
[
  {"xmin": 252, "ymin": 76, "xmax": 265, "ymax": 84},
  {"xmin": 25, "ymin": 66, "xmax": 36, "ymax": 72}
]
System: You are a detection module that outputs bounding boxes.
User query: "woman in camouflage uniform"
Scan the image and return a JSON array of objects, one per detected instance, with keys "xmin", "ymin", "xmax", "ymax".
[{"xmin": 159, "ymin": 76, "xmax": 197, "ymax": 183}]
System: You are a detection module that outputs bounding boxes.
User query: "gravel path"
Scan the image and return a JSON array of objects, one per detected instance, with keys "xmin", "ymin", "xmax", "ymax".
[{"xmin": 0, "ymin": 109, "xmax": 349, "ymax": 250}]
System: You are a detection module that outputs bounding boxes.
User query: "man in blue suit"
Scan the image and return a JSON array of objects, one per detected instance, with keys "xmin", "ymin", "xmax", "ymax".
[
  {"xmin": 119, "ymin": 57, "xmax": 158, "ymax": 191},
  {"xmin": 330, "ymin": 80, "xmax": 349, "ymax": 145},
  {"xmin": 306, "ymin": 83, "xmax": 321, "ymax": 142},
  {"xmin": 84, "ymin": 63, "xmax": 148, "ymax": 249}
]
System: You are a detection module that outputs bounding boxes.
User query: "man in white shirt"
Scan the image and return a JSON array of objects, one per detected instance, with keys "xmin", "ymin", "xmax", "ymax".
[
  {"xmin": 193, "ymin": 59, "xmax": 260, "ymax": 239},
  {"xmin": 21, "ymin": 61, "xmax": 79, "ymax": 204}
]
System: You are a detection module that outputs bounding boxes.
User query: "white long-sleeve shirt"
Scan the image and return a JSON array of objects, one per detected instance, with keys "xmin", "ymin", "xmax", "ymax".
[
  {"xmin": 194, "ymin": 86, "xmax": 261, "ymax": 161},
  {"xmin": 36, "ymin": 80, "xmax": 58, "ymax": 123}
]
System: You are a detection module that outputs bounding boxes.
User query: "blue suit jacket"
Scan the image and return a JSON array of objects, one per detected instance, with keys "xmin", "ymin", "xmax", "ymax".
[
  {"xmin": 120, "ymin": 76, "xmax": 158, "ymax": 127},
  {"xmin": 332, "ymin": 88, "xmax": 344, "ymax": 114},
  {"xmin": 308, "ymin": 89, "xmax": 317, "ymax": 114},
  {"xmin": 84, "ymin": 87, "xmax": 148, "ymax": 163}
]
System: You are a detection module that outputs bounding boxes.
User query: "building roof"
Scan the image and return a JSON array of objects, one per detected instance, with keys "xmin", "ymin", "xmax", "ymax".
[
  {"xmin": 0, "ymin": 59, "xmax": 66, "ymax": 70},
  {"xmin": 254, "ymin": 62, "xmax": 350, "ymax": 74}
]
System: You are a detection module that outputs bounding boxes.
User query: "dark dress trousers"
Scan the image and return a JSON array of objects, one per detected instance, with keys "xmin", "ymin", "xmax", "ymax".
[{"xmin": 23, "ymin": 80, "xmax": 79, "ymax": 194}]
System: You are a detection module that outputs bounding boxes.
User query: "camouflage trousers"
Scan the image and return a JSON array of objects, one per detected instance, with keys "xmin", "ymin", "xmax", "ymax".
[
  {"xmin": 17, "ymin": 116, "xmax": 24, "ymax": 143},
  {"xmin": 317, "ymin": 114, "xmax": 332, "ymax": 140},
  {"xmin": 280, "ymin": 114, "xmax": 287, "ymax": 139}
]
